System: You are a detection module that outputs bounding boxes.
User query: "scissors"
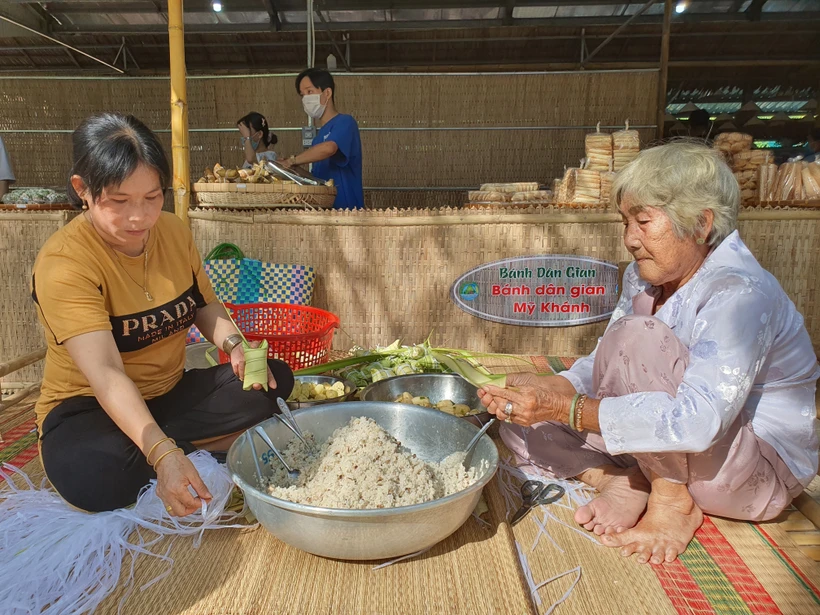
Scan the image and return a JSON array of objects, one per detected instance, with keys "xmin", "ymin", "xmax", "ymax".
[{"xmin": 510, "ymin": 480, "xmax": 565, "ymax": 526}]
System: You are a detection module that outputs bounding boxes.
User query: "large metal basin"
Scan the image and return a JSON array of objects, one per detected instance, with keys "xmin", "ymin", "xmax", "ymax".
[{"xmin": 227, "ymin": 401, "xmax": 499, "ymax": 560}]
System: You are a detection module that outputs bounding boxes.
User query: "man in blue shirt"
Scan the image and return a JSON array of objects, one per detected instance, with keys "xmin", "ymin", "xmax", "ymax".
[{"xmin": 280, "ymin": 68, "xmax": 364, "ymax": 210}]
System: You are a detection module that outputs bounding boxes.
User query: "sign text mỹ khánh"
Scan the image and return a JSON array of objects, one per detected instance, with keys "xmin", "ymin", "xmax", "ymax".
[{"xmin": 450, "ymin": 256, "xmax": 619, "ymax": 327}]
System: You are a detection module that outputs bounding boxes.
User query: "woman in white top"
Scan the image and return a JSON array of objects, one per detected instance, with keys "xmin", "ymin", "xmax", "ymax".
[
  {"xmin": 237, "ymin": 112, "xmax": 278, "ymax": 168},
  {"xmin": 479, "ymin": 141, "xmax": 819, "ymax": 566}
]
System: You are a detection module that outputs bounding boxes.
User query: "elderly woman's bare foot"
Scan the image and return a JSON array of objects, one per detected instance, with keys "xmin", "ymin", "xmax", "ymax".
[
  {"xmin": 601, "ymin": 478, "xmax": 704, "ymax": 565},
  {"xmin": 573, "ymin": 466, "xmax": 650, "ymax": 535}
]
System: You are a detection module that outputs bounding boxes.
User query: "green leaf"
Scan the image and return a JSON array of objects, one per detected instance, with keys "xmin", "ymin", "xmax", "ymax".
[
  {"xmin": 430, "ymin": 351, "xmax": 507, "ymax": 388},
  {"xmin": 293, "ymin": 353, "xmax": 389, "ymax": 375}
]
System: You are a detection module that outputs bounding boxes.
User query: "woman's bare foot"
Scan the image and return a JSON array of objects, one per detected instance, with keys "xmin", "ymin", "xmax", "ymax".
[
  {"xmin": 574, "ymin": 465, "xmax": 651, "ymax": 535},
  {"xmin": 601, "ymin": 475, "xmax": 704, "ymax": 565}
]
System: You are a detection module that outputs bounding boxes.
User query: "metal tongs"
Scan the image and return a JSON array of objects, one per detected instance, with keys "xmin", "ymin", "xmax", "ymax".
[
  {"xmin": 276, "ymin": 397, "xmax": 313, "ymax": 451},
  {"xmin": 262, "ymin": 160, "xmax": 324, "ymax": 186}
]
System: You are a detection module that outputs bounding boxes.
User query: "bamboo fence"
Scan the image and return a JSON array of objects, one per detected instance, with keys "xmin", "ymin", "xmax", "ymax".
[{"xmin": 1, "ymin": 206, "xmax": 818, "ymax": 381}]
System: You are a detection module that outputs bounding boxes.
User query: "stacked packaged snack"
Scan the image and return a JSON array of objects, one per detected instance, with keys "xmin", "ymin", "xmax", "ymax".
[
  {"xmin": 479, "ymin": 182, "xmax": 540, "ymax": 193},
  {"xmin": 612, "ymin": 121, "xmax": 640, "ymax": 172},
  {"xmin": 467, "ymin": 182, "xmax": 552, "ymax": 205},
  {"xmin": 714, "ymin": 132, "xmax": 753, "ymax": 157},
  {"xmin": 600, "ymin": 168, "xmax": 615, "ymax": 206},
  {"xmin": 802, "ymin": 161, "xmax": 820, "ymax": 200},
  {"xmin": 758, "ymin": 163, "xmax": 778, "ymax": 204},
  {"xmin": 467, "ymin": 190, "xmax": 512, "ymax": 203},
  {"xmin": 585, "ymin": 124, "xmax": 613, "ymax": 172},
  {"xmin": 731, "ymin": 149, "xmax": 771, "ymax": 172},
  {"xmin": 768, "ymin": 161, "xmax": 810, "ymax": 202},
  {"xmin": 734, "ymin": 170, "xmax": 758, "ymax": 207}
]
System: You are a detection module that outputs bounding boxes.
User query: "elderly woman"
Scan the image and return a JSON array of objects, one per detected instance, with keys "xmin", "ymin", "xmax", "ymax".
[{"xmin": 479, "ymin": 142, "xmax": 819, "ymax": 565}]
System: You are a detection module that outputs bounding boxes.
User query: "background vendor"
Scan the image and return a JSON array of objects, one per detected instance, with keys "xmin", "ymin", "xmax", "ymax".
[
  {"xmin": 280, "ymin": 68, "xmax": 363, "ymax": 210},
  {"xmin": 237, "ymin": 111, "xmax": 278, "ymax": 168}
]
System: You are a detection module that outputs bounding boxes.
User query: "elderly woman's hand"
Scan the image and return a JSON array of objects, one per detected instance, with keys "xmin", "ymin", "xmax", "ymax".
[{"xmin": 477, "ymin": 384, "xmax": 570, "ymax": 427}]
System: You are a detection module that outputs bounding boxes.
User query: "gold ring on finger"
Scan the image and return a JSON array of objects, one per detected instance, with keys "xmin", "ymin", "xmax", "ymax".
[{"xmin": 165, "ymin": 504, "xmax": 173, "ymax": 513}]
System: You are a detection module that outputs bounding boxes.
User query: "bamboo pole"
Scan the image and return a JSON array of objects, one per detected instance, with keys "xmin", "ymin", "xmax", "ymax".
[
  {"xmin": 656, "ymin": 0, "xmax": 672, "ymax": 141},
  {"xmin": 168, "ymin": 0, "xmax": 190, "ymax": 223},
  {"xmin": 0, "ymin": 382, "xmax": 41, "ymax": 412},
  {"xmin": 0, "ymin": 347, "xmax": 46, "ymax": 379},
  {"xmin": 187, "ymin": 207, "xmax": 820, "ymax": 227},
  {"xmin": 793, "ymin": 492, "xmax": 820, "ymax": 531}
]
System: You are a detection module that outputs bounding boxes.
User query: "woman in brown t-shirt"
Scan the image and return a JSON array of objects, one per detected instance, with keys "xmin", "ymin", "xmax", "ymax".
[{"xmin": 32, "ymin": 113, "xmax": 293, "ymax": 513}]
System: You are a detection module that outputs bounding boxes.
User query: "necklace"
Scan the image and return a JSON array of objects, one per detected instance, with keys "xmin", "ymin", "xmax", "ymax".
[
  {"xmin": 113, "ymin": 244, "xmax": 153, "ymax": 302},
  {"xmin": 85, "ymin": 213, "xmax": 154, "ymax": 302}
]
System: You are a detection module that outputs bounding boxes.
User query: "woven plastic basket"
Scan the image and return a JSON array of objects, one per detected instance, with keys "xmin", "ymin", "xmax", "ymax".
[
  {"xmin": 193, "ymin": 182, "xmax": 336, "ymax": 209},
  {"xmin": 219, "ymin": 303, "xmax": 340, "ymax": 370}
]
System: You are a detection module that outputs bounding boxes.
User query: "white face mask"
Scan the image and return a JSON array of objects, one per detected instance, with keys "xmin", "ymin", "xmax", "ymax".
[{"xmin": 302, "ymin": 93, "xmax": 327, "ymax": 120}]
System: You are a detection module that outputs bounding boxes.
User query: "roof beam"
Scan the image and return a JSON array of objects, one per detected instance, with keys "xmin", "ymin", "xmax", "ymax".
[
  {"xmin": 0, "ymin": 13, "xmax": 125, "ymax": 72},
  {"xmin": 39, "ymin": 0, "xmax": 723, "ymax": 13},
  {"xmin": 263, "ymin": 0, "xmax": 282, "ymax": 31},
  {"xmin": 63, "ymin": 47, "xmax": 81, "ymax": 68},
  {"xmin": 502, "ymin": 0, "xmax": 516, "ymax": 27},
  {"xmin": 314, "ymin": 6, "xmax": 352, "ymax": 71},
  {"xmin": 47, "ymin": 12, "xmax": 820, "ymax": 34},
  {"xmin": 746, "ymin": 0, "xmax": 768, "ymax": 22},
  {"xmin": 5, "ymin": 27, "xmax": 817, "ymax": 52},
  {"xmin": 582, "ymin": 0, "xmax": 655, "ymax": 66}
]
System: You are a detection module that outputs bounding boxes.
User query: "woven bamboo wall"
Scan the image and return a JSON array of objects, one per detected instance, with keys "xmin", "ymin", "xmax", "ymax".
[
  {"xmin": 0, "ymin": 71, "xmax": 657, "ymax": 194},
  {"xmin": 186, "ymin": 208, "xmax": 820, "ymax": 357},
  {"xmin": 2, "ymin": 208, "xmax": 817, "ymax": 383},
  {"xmin": 0, "ymin": 211, "xmax": 78, "ymax": 383}
]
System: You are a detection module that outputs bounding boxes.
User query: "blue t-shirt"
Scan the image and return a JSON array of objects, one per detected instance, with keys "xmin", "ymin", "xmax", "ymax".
[{"xmin": 311, "ymin": 114, "xmax": 363, "ymax": 210}]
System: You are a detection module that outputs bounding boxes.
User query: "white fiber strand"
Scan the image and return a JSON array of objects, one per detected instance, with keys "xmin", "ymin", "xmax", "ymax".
[
  {"xmin": 515, "ymin": 541, "xmax": 542, "ymax": 607},
  {"xmin": 531, "ymin": 511, "xmax": 565, "ymax": 554},
  {"xmin": 535, "ymin": 566, "xmax": 583, "ymax": 615},
  {"xmin": 0, "ymin": 451, "xmax": 253, "ymax": 615},
  {"xmin": 371, "ymin": 545, "xmax": 433, "ymax": 571}
]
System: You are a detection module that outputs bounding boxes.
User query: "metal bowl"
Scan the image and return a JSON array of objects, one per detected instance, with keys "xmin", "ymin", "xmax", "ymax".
[
  {"xmin": 287, "ymin": 375, "xmax": 357, "ymax": 410},
  {"xmin": 184, "ymin": 342, "xmax": 217, "ymax": 371},
  {"xmin": 360, "ymin": 373, "xmax": 492, "ymax": 427},
  {"xmin": 227, "ymin": 401, "xmax": 499, "ymax": 560}
]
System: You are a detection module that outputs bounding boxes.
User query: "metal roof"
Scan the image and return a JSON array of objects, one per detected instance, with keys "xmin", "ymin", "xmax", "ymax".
[{"xmin": 0, "ymin": 0, "xmax": 817, "ymax": 97}]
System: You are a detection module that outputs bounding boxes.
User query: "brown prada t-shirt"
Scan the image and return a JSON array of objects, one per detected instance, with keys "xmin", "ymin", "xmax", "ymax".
[{"xmin": 31, "ymin": 212, "xmax": 218, "ymax": 429}]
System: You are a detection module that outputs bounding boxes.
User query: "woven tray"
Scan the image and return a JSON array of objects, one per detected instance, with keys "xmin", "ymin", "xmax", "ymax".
[
  {"xmin": 0, "ymin": 202, "xmax": 74, "ymax": 211},
  {"xmin": 464, "ymin": 201, "xmax": 603, "ymax": 210},
  {"xmin": 193, "ymin": 182, "xmax": 337, "ymax": 209},
  {"xmin": 756, "ymin": 199, "xmax": 820, "ymax": 209}
]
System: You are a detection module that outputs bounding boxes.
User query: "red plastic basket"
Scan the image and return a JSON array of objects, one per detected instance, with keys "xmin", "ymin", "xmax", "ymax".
[{"xmin": 219, "ymin": 303, "xmax": 340, "ymax": 370}]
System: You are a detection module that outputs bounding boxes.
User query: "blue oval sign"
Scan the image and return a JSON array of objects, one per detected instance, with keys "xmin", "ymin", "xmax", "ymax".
[{"xmin": 451, "ymin": 255, "xmax": 619, "ymax": 327}]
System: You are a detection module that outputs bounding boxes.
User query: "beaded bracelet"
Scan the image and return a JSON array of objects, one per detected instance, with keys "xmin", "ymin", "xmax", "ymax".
[
  {"xmin": 575, "ymin": 394, "xmax": 588, "ymax": 432},
  {"xmin": 146, "ymin": 437, "xmax": 175, "ymax": 466},
  {"xmin": 152, "ymin": 447, "xmax": 184, "ymax": 470},
  {"xmin": 568, "ymin": 394, "xmax": 581, "ymax": 431}
]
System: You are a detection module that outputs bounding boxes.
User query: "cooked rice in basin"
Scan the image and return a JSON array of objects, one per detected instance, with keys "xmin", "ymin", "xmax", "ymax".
[{"xmin": 266, "ymin": 416, "xmax": 483, "ymax": 509}]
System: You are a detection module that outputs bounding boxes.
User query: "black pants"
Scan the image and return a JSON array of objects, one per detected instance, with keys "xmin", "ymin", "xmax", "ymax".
[{"xmin": 39, "ymin": 360, "xmax": 294, "ymax": 512}]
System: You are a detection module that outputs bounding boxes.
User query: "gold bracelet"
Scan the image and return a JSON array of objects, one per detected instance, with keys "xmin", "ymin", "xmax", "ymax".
[
  {"xmin": 575, "ymin": 394, "xmax": 588, "ymax": 432},
  {"xmin": 152, "ymin": 447, "xmax": 184, "ymax": 470},
  {"xmin": 146, "ymin": 437, "xmax": 175, "ymax": 466}
]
